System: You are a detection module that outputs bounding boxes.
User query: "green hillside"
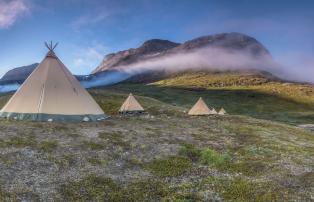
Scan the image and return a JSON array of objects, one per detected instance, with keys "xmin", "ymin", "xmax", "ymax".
[{"xmin": 99, "ymin": 72, "xmax": 314, "ymax": 125}]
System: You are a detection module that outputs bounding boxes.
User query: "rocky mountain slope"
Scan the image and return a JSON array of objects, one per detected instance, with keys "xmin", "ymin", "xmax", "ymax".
[
  {"xmin": 93, "ymin": 32, "xmax": 270, "ymax": 74},
  {"xmin": 92, "ymin": 39, "xmax": 180, "ymax": 73},
  {"xmin": 0, "ymin": 64, "xmax": 86, "ymax": 86},
  {"xmin": 0, "ymin": 63, "xmax": 38, "ymax": 85}
]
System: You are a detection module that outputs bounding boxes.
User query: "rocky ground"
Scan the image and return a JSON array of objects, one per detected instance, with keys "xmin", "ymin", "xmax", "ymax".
[{"xmin": 0, "ymin": 113, "xmax": 313, "ymax": 201}]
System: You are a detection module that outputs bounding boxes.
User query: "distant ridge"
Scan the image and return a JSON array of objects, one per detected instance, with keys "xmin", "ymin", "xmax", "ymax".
[{"xmin": 0, "ymin": 63, "xmax": 39, "ymax": 85}]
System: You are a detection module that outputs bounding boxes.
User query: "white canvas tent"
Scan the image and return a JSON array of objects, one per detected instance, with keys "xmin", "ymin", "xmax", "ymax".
[
  {"xmin": 218, "ymin": 108, "xmax": 227, "ymax": 115},
  {"xmin": 188, "ymin": 97, "xmax": 212, "ymax": 116},
  {"xmin": 119, "ymin": 93, "xmax": 144, "ymax": 113},
  {"xmin": 0, "ymin": 42, "xmax": 107, "ymax": 122},
  {"xmin": 211, "ymin": 108, "xmax": 218, "ymax": 115}
]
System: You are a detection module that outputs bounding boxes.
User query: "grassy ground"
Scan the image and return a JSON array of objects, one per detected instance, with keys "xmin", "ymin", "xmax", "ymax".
[
  {"xmin": 0, "ymin": 113, "xmax": 313, "ymax": 201},
  {"xmin": 0, "ymin": 73, "xmax": 313, "ymax": 201}
]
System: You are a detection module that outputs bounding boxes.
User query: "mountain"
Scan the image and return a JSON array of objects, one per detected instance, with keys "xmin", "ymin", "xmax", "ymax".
[
  {"xmin": 0, "ymin": 63, "xmax": 39, "ymax": 85},
  {"xmin": 0, "ymin": 63, "xmax": 88, "ymax": 86},
  {"xmin": 93, "ymin": 32, "xmax": 270, "ymax": 74},
  {"xmin": 92, "ymin": 39, "xmax": 180, "ymax": 73},
  {"xmin": 0, "ymin": 32, "xmax": 274, "ymax": 88},
  {"xmin": 166, "ymin": 32, "xmax": 269, "ymax": 55}
]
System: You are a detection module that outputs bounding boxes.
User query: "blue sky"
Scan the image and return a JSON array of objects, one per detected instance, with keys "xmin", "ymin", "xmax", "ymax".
[{"xmin": 0, "ymin": 0, "xmax": 313, "ymax": 77}]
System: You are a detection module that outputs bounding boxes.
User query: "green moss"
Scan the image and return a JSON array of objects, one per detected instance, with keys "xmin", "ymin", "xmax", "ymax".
[
  {"xmin": 299, "ymin": 172, "xmax": 314, "ymax": 188},
  {"xmin": 98, "ymin": 132, "xmax": 131, "ymax": 150},
  {"xmin": 0, "ymin": 187, "xmax": 16, "ymax": 202},
  {"xmin": 231, "ymin": 161, "xmax": 269, "ymax": 176},
  {"xmin": 50, "ymin": 154, "xmax": 76, "ymax": 169},
  {"xmin": 226, "ymin": 124, "xmax": 264, "ymax": 146},
  {"xmin": 87, "ymin": 157, "xmax": 106, "ymax": 166},
  {"xmin": 0, "ymin": 155, "xmax": 12, "ymax": 166},
  {"xmin": 125, "ymin": 157, "xmax": 143, "ymax": 168},
  {"xmin": 123, "ymin": 180, "xmax": 170, "ymax": 201},
  {"xmin": 200, "ymin": 148, "xmax": 231, "ymax": 169},
  {"xmin": 38, "ymin": 140, "xmax": 58, "ymax": 153},
  {"xmin": 59, "ymin": 175, "xmax": 173, "ymax": 202},
  {"xmin": 159, "ymin": 181, "xmax": 204, "ymax": 201},
  {"xmin": 81, "ymin": 141, "xmax": 105, "ymax": 150},
  {"xmin": 161, "ymin": 193, "xmax": 202, "ymax": 202},
  {"xmin": 204, "ymin": 176, "xmax": 291, "ymax": 202},
  {"xmin": 58, "ymin": 175, "xmax": 123, "ymax": 202},
  {"xmin": 54, "ymin": 125, "xmax": 70, "ymax": 132},
  {"xmin": 0, "ymin": 139, "xmax": 5, "ymax": 148},
  {"xmin": 6, "ymin": 136, "xmax": 37, "ymax": 148},
  {"xmin": 66, "ymin": 133, "xmax": 81, "ymax": 138},
  {"xmin": 179, "ymin": 143, "xmax": 201, "ymax": 162},
  {"xmin": 145, "ymin": 156, "xmax": 192, "ymax": 177}
]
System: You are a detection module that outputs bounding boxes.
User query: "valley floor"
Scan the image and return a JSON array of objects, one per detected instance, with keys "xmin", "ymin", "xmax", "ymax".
[{"xmin": 0, "ymin": 83, "xmax": 313, "ymax": 201}]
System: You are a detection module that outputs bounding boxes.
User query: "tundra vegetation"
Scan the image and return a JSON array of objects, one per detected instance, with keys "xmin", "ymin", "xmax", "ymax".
[{"xmin": 0, "ymin": 72, "xmax": 313, "ymax": 201}]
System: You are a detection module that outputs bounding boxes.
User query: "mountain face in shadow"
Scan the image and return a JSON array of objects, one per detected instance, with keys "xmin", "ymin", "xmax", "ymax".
[{"xmin": 0, "ymin": 63, "xmax": 39, "ymax": 85}]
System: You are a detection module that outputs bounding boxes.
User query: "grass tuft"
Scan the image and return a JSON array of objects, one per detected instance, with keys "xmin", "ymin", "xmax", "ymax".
[
  {"xmin": 145, "ymin": 156, "xmax": 192, "ymax": 177},
  {"xmin": 6, "ymin": 136, "xmax": 37, "ymax": 148},
  {"xmin": 59, "ymin": 175, "xmax": 171, "ymax": 202},
  {"xmin": 58, "ymin": 175, "xmax": 122, "ymax": 201},
  {"xmin": 179, "ymin": 143, "xmax": 201, "ymax": 162},
  {"xmin": 87, "ymin": 157, "xmax": 106, "ymax": 166},
  {"xmin": 98, "ymin": 132, "xmax": 131, "ymax": 150},
  {"xmin": 204, "ymin": 176, "xmax": 291, "ymax": 202},
  {"xmin": 200, "ymin": 148, "xmax": 231, "ymax": 169},
  {"xmin": 38, "ymin": 140, "xmax": 58, "ymax": 153},
  {"xmin": 81, "ymin": 141, "xmax": 105, "ymax": 150}
]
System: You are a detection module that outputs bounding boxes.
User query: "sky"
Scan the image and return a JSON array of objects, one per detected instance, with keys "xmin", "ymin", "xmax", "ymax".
[{"xmin": 0, "ymin": 0, "xmax": 313, "ymax": 79}]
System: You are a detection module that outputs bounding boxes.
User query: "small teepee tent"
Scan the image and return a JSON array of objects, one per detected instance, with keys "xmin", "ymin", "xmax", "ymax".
[
  {"xmin": 119, "ymin": 93, "xmax": 144, "ymax": 114},
  {"xmin": 188, "ymin": 97, "xmax": 211, "ymax": 116},
  {"xmin": 211, "ymin": 108, "xmax": 218, "ymax": 115},
  {"xmin": 218, "ymin": 108, "xmax": 227, "ymax": 115},
  {"xmin": 0, "ymin": 42, "xmax": 106, "ymax": 122}
]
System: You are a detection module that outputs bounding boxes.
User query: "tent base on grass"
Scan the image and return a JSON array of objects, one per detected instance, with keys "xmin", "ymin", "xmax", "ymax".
[
  {"xmin": 0, "ymin": 112, "xmax": 107, "ymax": 122},
  {"xmin": 119, "ymin": 111, "xmax": 147, "ymax": 116}
]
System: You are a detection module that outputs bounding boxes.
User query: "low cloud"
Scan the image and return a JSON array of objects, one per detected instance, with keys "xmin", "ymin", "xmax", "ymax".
[
  {"xmin": 0, "ymin": 0, "xmax": 29, "ymax": 28},
  {"xmin": 79, "ymin": 47, "xmax": 284, "ymax": 89},
  {"xmin": 88, "ymin": 45, "xmax": 314, "ymax": 88},
  {"xmin": 0, "ymin": 45, "xmax": 311, "ymax": 94},
  {"xmin": 114, "ymin": 47, "xmax": 280, "ymax": 78},
  {"xmin": 0, "ymin": 83, "xmax": 20, "ymax": 93},
  {"xmin": 276, "ymin": 53, "xmax": 314, "ymax": 83}
]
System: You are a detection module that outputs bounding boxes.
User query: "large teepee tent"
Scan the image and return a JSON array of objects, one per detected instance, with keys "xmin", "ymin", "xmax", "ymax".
[
  {"xmin": 119, "ymin": 93, "xmax": 144, "ymax": 113},
  {"xmin": 0, "ymin": 42, "xmax": 107, "ymax": 122},
  {"xmin": 188, "ymin": 97, "xmax": 212, "ymax": 116}
]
